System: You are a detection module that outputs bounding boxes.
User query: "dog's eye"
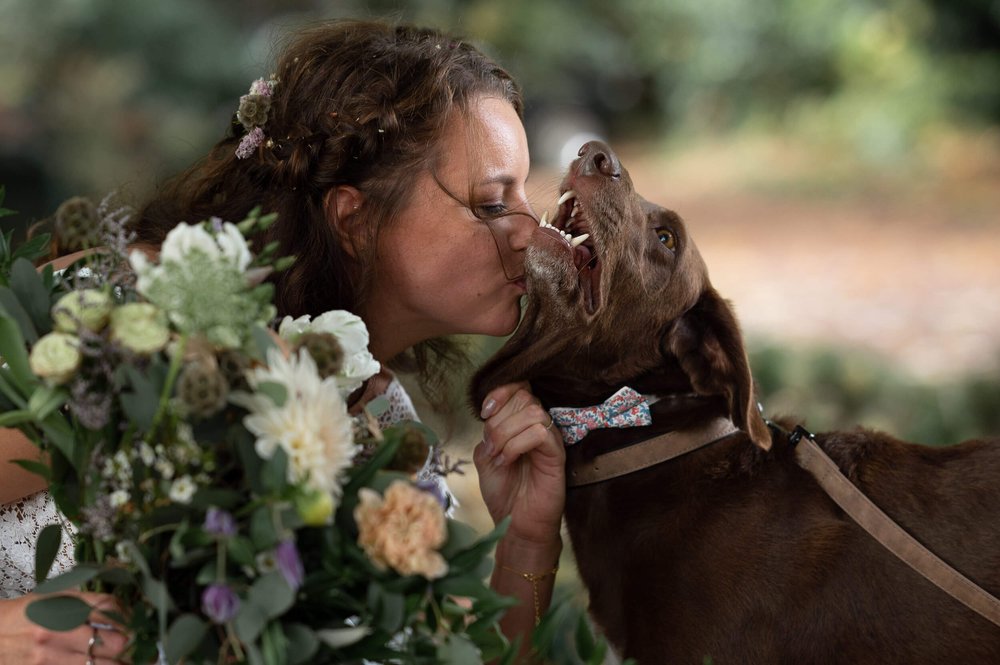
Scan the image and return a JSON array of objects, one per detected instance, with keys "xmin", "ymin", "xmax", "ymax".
[{"xmin": 657, "ymin": 229, "xmax": 676, "ymax": 249}]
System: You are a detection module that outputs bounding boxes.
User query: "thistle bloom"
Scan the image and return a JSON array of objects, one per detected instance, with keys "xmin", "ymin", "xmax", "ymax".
[
  {"xmin": 278, "ymin": 311, "xmax": 380, "ymax": 396},
  {"xmin": 275, "ymin": 540, "xmax": 305, "ymax": 591},
  {"xmin": 355, "ymin": 481, "xmax": 448, "ymax": 579},
  {"xmin": 201, "ymin": 583, "xmax": 240, "ymax": 624},
  {"xmin": 28, "ymin": 332, "xmax": 82, "ymax": 385}
]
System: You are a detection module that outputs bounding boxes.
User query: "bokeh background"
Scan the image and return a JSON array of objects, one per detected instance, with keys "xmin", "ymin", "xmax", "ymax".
[{"xmin": 3, "ymin": 0, "xmax": 1000, "ymax": 653}]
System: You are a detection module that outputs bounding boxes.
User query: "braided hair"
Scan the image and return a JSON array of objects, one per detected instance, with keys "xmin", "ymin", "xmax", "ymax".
[{"xmin": 134, "ymin": 20, "xmax": 524, "ymax": 404}]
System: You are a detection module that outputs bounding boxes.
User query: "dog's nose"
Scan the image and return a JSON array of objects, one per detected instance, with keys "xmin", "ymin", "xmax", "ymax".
[{"xmin": 578, "ymin": 141, "xmax": 621, "ymax": 179}]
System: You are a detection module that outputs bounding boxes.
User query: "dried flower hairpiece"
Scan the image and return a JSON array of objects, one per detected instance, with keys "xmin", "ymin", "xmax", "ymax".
[{"xmin": 235, "ymin": 76, "xmax": 278, "ymax": 159}]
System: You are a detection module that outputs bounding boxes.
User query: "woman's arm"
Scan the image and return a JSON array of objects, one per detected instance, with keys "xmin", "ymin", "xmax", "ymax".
[
  {"xmin": 475, "ymin": 382, "xmax": 566, "ymax": 661},
  {"xmin": 0, "ymin": 428, "xmax": 47, "ymax": 505}
]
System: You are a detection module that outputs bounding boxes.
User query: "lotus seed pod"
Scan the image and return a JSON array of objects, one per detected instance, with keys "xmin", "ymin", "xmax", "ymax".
[
  {"xmin": 177, "ymin": 360, "xmax": 229, "ymax": 418},
  {"xmin": 294, "ymin": 331, "xmax": 344, "ymax": 379},
  {"xmin": 387, "ymin": 426, "xmax": 431, "ymax": 474}
]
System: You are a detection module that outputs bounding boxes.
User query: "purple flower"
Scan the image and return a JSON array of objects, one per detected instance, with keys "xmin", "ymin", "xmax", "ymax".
[
  {"xmin": 415, "ymin": 476, "xmax": 450, "ymax": 511},
  {"xmin": 275, "ymin": 539, "xmax": 305, "ymax": 591},
  {"xmin": 204, "ymin": 507, "xmax": 237, "ymax": 538},
  {"xmin": 201, "ymin": 583, "xmax": 240, "ymax": 624}
]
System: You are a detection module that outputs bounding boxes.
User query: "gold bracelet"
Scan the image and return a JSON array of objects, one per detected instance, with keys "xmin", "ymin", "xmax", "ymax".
[{"xmin": 499, "ymin": 564, "xmax": 559, "ymax": 626}]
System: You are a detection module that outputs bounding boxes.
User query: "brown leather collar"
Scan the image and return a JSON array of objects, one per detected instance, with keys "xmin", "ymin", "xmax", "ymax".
[{"xmin": 566, "ymin": 417, "xmax": 740, "ymax": 488}]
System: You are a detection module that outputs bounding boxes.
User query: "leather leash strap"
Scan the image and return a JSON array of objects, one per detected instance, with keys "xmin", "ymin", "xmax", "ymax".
[
  {"xmin": 567, "ymin": 417, "xmax": 739, "ymax": 488},
  {"xmin": 795, "ymin": 435, "xmax": 1000, "ymax": 628}
]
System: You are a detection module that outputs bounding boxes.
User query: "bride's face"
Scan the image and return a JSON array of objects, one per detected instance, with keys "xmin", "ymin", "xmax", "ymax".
[{"xmin": 368, "ymin": 96, "xmax": 535, "ymax": 345}]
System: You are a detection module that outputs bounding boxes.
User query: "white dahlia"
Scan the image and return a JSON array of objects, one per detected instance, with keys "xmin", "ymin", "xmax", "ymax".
[{"xmin": 230, "ymin": 348, "xmax": 357, "ymax": 501}]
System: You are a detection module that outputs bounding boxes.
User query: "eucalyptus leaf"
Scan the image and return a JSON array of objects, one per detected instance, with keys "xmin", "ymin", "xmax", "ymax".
[
  {"xmin": 262, "ymin": 446, "xmax": 289, "ymax": 492},
  {"xmin": 250, "ymin": 324, "xmax": 278, "ymax": 362},
  {"xmin": 24, "ymin": 594, "xmax": 92, "ymax": 631},
  {"xmin": 33, "ymin": 524, "xmax": 62, "ymax": 584},
  {"xmin": 234, "ymin": 599, "xmax": 268, "ymax": 643},
  {"xmin": 248, "ymin": 572, "xmax": 295, "ymax": 619},
  {"xmin": 256, "ymin": 380, "xmax": 287, "ymax": 407},
  {"xmin": 315, "ymin": 625, "xmax": 371, "ymax": 649},
  {"xmin": 261, "ymin": 620, "xmax": 289, "ymax": 665},
  {"xmin": 285, "ymin": 623, "xmax": 320, "ymax": 664},
  {"xmin": 436, "ymin": 633, "xmax": 483, "ymax": 665},
  {"xmin": 33, "ymin": 564, "xmax": 100, "ymax": 594},
  {"xmin": 164, "ymin": 614, "xmax": 209, "ymax": 665},
  {"xmin": 249, "ymin": 506, "xmax": 278, "ymax": 550}
]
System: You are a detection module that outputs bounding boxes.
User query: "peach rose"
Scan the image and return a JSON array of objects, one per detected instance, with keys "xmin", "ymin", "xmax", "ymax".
[{"xmin": 355, "ymin": 481, "xmax": 448, "ymax": 579}]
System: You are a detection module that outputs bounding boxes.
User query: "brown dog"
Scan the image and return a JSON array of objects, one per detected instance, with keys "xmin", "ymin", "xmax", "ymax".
[{"xmin": 471, "ymin": 141, "xmax": 1000, "ymax": 664}]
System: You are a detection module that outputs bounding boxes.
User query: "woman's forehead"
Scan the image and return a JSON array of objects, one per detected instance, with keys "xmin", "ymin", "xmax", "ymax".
[{"xmin": 438, "ymin": 96, "xmax": 529, "ymax": 182}]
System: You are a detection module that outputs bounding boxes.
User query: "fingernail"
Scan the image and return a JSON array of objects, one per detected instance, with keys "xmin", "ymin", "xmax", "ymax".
[
  {"xmin": 491, "ymin": 453, "xmax": 505, "ymax": 467},
  {"xmin": 481, "ymin": 398, "xmax": 497, "ymax": 419}
]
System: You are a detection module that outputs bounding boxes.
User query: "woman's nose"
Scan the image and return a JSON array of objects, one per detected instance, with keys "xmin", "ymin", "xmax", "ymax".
[{"xmin": 507, "ymin": 206, "xmax": 537, "ymax": 252}]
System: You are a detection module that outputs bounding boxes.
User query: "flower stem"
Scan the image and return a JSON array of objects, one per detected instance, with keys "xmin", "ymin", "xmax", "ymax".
[{"xmin": 149, "ymin": 333, "xmax": 187, "ymax": 436}]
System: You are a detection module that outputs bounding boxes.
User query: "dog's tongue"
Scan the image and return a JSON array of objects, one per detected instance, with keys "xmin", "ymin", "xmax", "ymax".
[{"xmin": 573, "ymin": 244, "xmax": 592, "ymax": 269}]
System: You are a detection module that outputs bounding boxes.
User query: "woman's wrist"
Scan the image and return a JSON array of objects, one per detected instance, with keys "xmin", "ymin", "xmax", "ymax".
[{"xmin": 494, "ymin": 532, "xmax": 562, "ymax": 573}]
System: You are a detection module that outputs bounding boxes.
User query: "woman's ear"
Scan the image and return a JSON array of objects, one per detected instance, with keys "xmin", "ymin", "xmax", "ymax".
[{"xmin": 324, "ymin": 186, "xmax": 365, "ymax": 257}]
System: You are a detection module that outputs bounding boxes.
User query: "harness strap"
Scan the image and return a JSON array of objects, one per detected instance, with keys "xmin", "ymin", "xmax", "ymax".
[
  {"xmin": 566, "ymin": 417, "xmax": 740, "ymax": 488},
  {"xmin": 794, "ymin": 433, "xmax": 1000, "ymax": 628}
]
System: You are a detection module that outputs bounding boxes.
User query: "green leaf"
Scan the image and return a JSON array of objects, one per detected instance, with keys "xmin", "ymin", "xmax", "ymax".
[
  {"xmin": 119, "ymin": 362, "xmax": 167, "ymax": 431},
  {"xmin": 0, "ymin": 408, "xmax": 32, "ymax": 427},
  {"xmin": 10, "ymin": 258, "xmax": 52, "ymax": 335},
  {"xmin": 250, "ymin": 324, "xmax": 277, "ymax": 362},
  {"xmin": 285, "ymin": 623, "xmax": 320, "ymax": 665},
  {"xmin": 256, "ymin": 380, "xmax": 288, "ymax": 407},
  {"xmin": 261, "ymin": 620, "xmax": 289, "ymax": 665},
  {"xmin": 234, "ymin": 599, "xmax": 268, "ymax": 643},
  {"xmin": 24, "ymin": 594, "xmax": 92, "ymax": 631},
  {"xmin": 435, "ymin": 574, "xmax": 498, "ymax": 601},
  {"xmin": 12, "ymin": 233, "xmax": 51, "ymax": 263},
  {"xmin": 0, "ymin": 287, "xmax": 39, "ymax": 343},
  {"xmin": 262, "ymin": 446, "xmax": 289, "ymax": 492},
  {"xmin": 249, "ymin": 506, "xmax": 278, "ymax": 550},
  {"xmin": 248, "ymin": 572, "xmax": 295, "ymax": 619},
  {"xmin": 34, "ymin": 524, "xmax": 62, "ymax": 584},
  {"xmin": 575, "ymin": 612, "xmax": 599, "ymax": 662},
  {"xmin": 11, "ymin": 458, "xmax": 51, "ymax": 481},
  {"xmin": 33, "ymin": 565, "xmax": 100, "ymax": 594},
  {"xmin": 436, "ymin": 634, "xmax": 483, "ymax": 665},
  {"xmin": 164, "ymin": 614, "xmax": 209, "ymax": 665},
  {"xmin": 0, "ymin": 313, "xmax": 37, "ymax": 395},
  {"xmin": 27, "ymin": 384, "xmax": 68, "ymax": 421}
]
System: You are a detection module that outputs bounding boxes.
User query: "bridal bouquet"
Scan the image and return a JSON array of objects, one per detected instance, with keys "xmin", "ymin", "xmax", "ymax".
[{"xmin": 0, "ymin": 191, "xmax": 517, "ymax": 664}]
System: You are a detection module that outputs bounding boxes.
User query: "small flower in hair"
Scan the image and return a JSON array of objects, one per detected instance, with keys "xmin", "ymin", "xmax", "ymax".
[{"xmin": 235, "ymin": 75, "xmax": 278, "ymax": 159}]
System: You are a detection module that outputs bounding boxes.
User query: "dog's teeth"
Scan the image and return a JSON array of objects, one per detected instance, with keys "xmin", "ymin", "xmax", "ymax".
[
  {"xmin": 539, "ymin": 210, "xmax": 548, "ymax": 226},
  {"xmin": 557, "ymin": 190, "xmax": 576, "ymax": 206},
  {"xmin": 570, "ymin": 205, "xmax": 578, "ymax": 219},
  {"xmin": 565, "ymin": 218, "xmax": 574, "ymax": 230},
  {"xmin": 570, "ymin": 233, "xmax": 590, "ymax": 248}
]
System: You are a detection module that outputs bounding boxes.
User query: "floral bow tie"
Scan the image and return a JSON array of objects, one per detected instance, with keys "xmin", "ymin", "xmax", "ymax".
[{"xmin": 549, "ymin": 386, "xmax": 653, "ymax": 445}]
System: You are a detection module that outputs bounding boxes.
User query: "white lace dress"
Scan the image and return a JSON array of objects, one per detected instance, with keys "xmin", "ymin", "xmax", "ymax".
[{"xmin": 0, "ymin": 377, "xmax": 423, "ymax": 599}]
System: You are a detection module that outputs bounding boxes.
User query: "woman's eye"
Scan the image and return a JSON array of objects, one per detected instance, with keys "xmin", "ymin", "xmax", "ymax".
[
  {"xmin": 657, "ymin": 229, "xmax": 676, "ymax": 249},
  {"xmin": 477, "ymin": 203, "xmax": 508, "ymax": 217}
]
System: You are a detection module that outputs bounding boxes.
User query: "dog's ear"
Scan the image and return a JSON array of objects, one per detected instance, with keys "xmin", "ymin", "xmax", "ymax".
[{"xmin": 665, "ymin": 289, "xmax": 771, "ymax": 450}]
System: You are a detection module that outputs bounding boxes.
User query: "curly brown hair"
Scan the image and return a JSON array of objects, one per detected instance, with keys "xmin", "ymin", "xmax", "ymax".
[{"xmin": 132, "ymin": 19, "xmax": 524, "ymax": 406}]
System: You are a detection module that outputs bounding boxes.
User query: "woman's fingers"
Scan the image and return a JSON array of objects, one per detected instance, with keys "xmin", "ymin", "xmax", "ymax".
[
  {"xmin": 480, "ymin": 381, "xmax": 531, "ymax": 419},
  {"xmin": 481, "ymin": 384, "xmax": 561, "ymax": 465}
]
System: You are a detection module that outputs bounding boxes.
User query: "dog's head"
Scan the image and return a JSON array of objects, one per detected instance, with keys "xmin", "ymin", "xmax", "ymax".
[{"xmin": 473, "ymin": 141, "xmax": 770, "ymax": 450}]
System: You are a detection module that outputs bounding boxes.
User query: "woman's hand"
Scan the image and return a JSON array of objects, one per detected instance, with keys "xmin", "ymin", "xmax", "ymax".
[
  {"xmin": 0, "ymin": 592, "xmax": 129, "ymax": 664},
  {"xmin": 474, "ymin": 382, "xmax": 564, "ymax": 546}
]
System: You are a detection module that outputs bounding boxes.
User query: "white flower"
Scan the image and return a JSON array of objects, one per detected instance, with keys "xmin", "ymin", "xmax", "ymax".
[
  {"xmin": 137, "ymin": 442, "xmax": 156, "ymax": 466},
  {"xmin": 230, "ymin": 348, "xmax": 357, "ymax": 501},
  {"xmin": 278, "ymin": 310, "xmax": 380, "ymax": 396},
  {"xmin": 213, "ymin": 221, "xmax": 253, "ymax": 271},
  {"xmin": 155, "ymin": 459, "xmax": 176, "ymax": 480},
  {"xmin": 169, "ymin": 475, "xmax": 197, "ymax": 504},
  {"xmin": 109, "ymin": 489, "xmax": 130, "ymax": 509}
]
